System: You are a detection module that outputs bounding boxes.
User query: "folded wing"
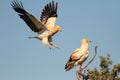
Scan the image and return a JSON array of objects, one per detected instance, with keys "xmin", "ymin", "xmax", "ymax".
[{"xmin": 65, "ymin": 48, "xmax": 81, "ymax": 71}]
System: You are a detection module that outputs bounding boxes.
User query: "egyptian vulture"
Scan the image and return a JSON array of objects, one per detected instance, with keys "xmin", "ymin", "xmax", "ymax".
[
  {"xmin": 11, "ymin": 0, "xmax": 61, "ymax": 49},
  {"xmin": 65, "ymin": 38, "xmax": 91, "ymax": 71}
]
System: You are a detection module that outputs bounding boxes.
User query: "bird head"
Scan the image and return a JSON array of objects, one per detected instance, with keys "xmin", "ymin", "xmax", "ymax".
[
  {"xmin": 82, "ymin": 38, "xmax": 91, "ymax": 43},
  {"xmin": 86, "ymin": 39, "xmax": 91, "ymax": 43},
  {"xmin": 55, "ymin": 26, "xmax": 62, "ymax": 32}
]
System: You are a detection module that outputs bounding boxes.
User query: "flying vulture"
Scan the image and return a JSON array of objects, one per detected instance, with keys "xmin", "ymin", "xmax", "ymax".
[
  {"xmin": 65, "ymin": 38, "xmax": 91, "ymax": 71},
  {"xmin": 11, "ymin": 0, "xmax": 61, "ymax": 49}
]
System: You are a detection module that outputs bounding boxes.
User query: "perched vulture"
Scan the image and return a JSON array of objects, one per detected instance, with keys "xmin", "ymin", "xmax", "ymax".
[
  {"xmin": 11, "ymin": 0, "xmax": 61, "ymax": 49},
  {"xmin": 65, "ymin": 38, "xmax": 91, "ymax": 71}
]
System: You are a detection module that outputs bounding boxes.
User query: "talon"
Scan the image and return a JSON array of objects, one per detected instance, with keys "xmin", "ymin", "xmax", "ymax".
[
  {"xmin": 49, "ymin": 46, "xmax": 53, "ymax": 49},
  {"xmin": 80, "ymin": 66, "xmax": 85, "ymax": 70},
  {"xmin": 80, "ymin": 66, "xmax": 88, "ymax": 73},
  {"xmin": 48, "ymin": 45, "xmax": 54, "ymax": 50},
  {"xmin": 77, "ymin": 66, "xmax": 85, "ymax": 72},
  {"xmin": 53, "ymin": 44, "xmax": 59, "ymax": 49}
]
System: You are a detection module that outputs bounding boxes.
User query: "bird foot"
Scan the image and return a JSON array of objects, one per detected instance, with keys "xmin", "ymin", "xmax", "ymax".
[
  {"xmin": 79, "ymin": 66, "xmax": 88, "ymax": 73},
  {"xmin": 53, "ymin": 44, "xmax": 59, "ymax": 49},
  {"xmin": 48, "ymin": 45, "xmax": 54, "ymax": 50},
  {"xmin": 80, "ymin": 66, "xmax": 85, "ymax": 70},
  {"xmin": 48, "ymin": 44, "xmax": 59, "ymax": 50},
  {"xmin": 77, "ymin": 66, "xmax": 85, "ymax": 73}
]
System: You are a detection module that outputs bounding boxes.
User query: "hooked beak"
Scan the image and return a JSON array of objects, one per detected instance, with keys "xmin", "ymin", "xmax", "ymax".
[
  {"xmin": 59, "ymin": 28, "xmax": 62, "ymax": 32},
  {"xmin": 87, "ymin": 40, "xmax": 91, "ymax": 43}
]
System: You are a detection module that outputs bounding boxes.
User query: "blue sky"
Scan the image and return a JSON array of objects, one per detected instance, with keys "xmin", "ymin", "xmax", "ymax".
[{"xmin": 0, "ymin": 0, "xmax": 120, "ymax": 80}]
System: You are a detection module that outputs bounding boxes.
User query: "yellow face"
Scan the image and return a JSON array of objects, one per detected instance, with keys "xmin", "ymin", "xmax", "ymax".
[
  {"xmin": 82, "ymin": 38, "xmax": 91, "ymax": 43},
  {"xmin": 86, "ymin": 39, "xmax": 91, "ymax": 43},
  {"xmin": 56, "ymin": 26, "xmax": 62, "ymax": 32}
]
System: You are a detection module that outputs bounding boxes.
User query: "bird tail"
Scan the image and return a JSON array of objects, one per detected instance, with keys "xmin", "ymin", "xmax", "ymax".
[
  {"xmin": 28, "ymin": 36, "xmax": 38, "ymax": 39},
  {"xmin": 28, "ymin": 36, "xmax": 35, "ymax": 39},
  {"xmin": 65, "ymin": 61, "xmax": 76, "ymax": 71},
  {"xmin": 28, "ymin": 36, "xmax": 42, "ymax": 41},
  {"xmin": 11, "ymin": 0, "xmax": 26, "ymax": 14}
]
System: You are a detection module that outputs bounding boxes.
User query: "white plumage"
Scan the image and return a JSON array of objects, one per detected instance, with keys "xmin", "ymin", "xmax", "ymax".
[
  {"xmin": 65, "ymin": 38, "xmax": 91, "ymax": 71},
  {"xmin": 11, "ymin": 0, "xmax": 61, "ymax": 49}
]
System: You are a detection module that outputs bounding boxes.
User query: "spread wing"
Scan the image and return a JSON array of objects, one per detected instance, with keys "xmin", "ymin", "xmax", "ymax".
[
  {"xmin": 40, "ymin": 1, "xmax": 58, "ymax": 29},
  {"xmin": 11, "ymin": 0, "xmax": 46, "ymax": 33}
]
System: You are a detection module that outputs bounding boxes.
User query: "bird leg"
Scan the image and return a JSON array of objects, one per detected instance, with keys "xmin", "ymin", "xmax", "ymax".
[
  {"xmin": 49, "ymin": 42, "xmax": 59, "ymax": 49},
  {"xmin": 80, "ymin": 66, "xmax": 88, "ymax": 73},
  {"xmin": 48, "ymin": 44, "xmax": 54, "ymax": 50},
  {"xmin": 77, "ymin": 66, "xmax": 84, "ymax": 73},
  {"xmin": 80, "ymin": 66, "xmax": 85, "ymax": 70},
  {"xmin": 76, "ymin": 67, "xmax": 82, "ymax": 80},
  {"xmin": 76, "ymin": 66, "xmax": 88, "ymax": 80},
  {"xmin": 53, "ymin": 44, "xmax": 59, "ymax": 49}
]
